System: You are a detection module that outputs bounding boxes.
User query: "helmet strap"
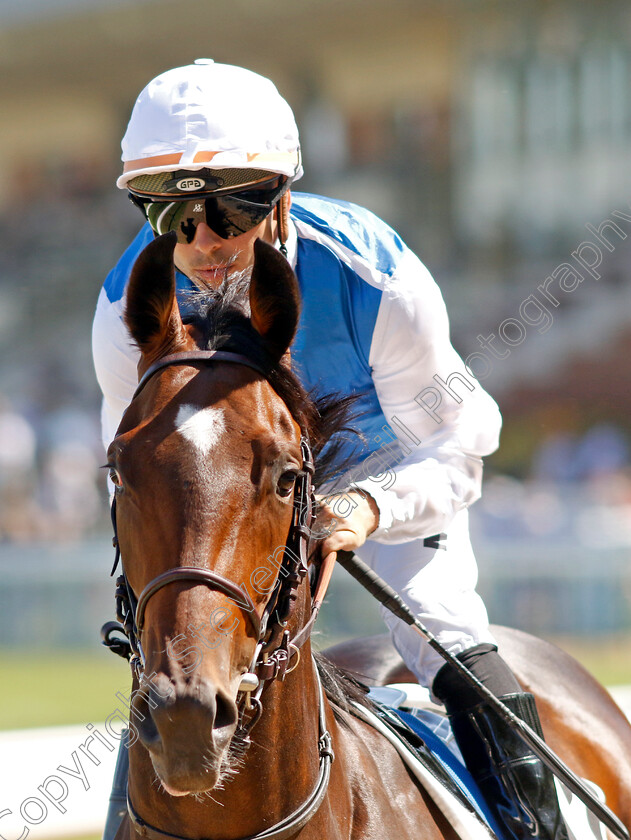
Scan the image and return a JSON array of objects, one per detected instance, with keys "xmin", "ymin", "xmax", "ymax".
[{"xmin": 276, "ymin": 194, "xmax": 289, "ymax": 257}]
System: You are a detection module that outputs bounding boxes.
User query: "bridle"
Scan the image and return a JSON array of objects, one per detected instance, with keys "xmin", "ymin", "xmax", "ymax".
[
  {"xmin": 104, "ymin": 349, "xmax": 321, "ymax": 706},
  {"xmin": 101, "ymin": 349, "xmax": 334, "ymax": 840}
]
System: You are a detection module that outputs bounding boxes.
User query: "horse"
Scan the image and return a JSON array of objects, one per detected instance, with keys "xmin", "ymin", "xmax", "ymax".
[
  {"xmin": 106, "ymin": 231, "xmax": 631, "ymax": 840},
  {"xmin": 325, "ymin": 628, "xmax": 631, "ymax": 830}
]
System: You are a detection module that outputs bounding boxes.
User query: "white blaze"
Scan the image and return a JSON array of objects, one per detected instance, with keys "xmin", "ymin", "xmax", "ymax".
[{"xmin": 175, "ymin": 405, "xmax": 226, "ymax": 455}]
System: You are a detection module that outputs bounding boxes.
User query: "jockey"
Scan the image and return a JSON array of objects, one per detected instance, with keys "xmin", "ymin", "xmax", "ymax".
[{"xmin": 93, "ymin": 59, "xmax": 568, "ymax": 840}]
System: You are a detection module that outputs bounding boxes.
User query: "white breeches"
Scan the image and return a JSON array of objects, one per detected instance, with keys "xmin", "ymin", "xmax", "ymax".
[{"xmin": 355, "ymin": 508, "xmax": 497, "ymax": 690}]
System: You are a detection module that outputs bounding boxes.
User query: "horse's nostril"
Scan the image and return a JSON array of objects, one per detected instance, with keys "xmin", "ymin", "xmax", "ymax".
[
  {"xmin": 137, "ymin": 680, "xmax": 238, "ymax": 751},
  {"xmin": 214, "ymin": 692, "xmax": 238, "ymax": 731},
  {"xmin": 134, "ymin": 692, "xmax": 162, "ymax": 748}
]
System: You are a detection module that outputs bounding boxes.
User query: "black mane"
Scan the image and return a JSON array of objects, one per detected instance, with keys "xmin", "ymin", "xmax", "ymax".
[{"xmin": 181, "ymin": 275, "xmax": 360, "ymax": 488}]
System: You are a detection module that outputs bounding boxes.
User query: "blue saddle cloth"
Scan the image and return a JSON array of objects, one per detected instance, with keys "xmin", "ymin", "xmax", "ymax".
[{"xmin": 367, "ymin": 689, "xmax": 505, "ymax": 838}]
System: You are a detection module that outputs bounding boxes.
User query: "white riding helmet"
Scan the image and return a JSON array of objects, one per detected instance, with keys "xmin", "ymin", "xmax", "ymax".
[{"xmin": 117, "ymin": 58, "xmax": 303, "ymax": 191}]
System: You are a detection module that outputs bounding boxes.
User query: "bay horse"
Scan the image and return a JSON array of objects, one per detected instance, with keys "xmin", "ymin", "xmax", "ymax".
[{"xmin": 107, "ymin": 232, "xmax": 631, "ymax": 840}]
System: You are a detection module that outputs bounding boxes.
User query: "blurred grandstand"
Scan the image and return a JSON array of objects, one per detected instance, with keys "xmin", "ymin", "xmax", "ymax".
[{"xmin": 1, "ymin": 0, "xmax": 631, "ymax": 645}]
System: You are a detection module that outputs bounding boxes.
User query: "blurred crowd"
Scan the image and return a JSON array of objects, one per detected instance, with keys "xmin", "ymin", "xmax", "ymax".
[
  {"xmin": 474, "ymin": 422, "xmax": 631, "ymax": 548},
  {"xmin": 0, "ymin": 392, "xmax": 106, "ymax": 542},
  {"xmin": 0, "ymin": 160, "xmax": 140, "ymax": 543}
]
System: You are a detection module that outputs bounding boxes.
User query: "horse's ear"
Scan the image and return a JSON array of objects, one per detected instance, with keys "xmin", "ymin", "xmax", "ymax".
[
  {"xmin": 249, "ymin": 239, "xmax": 301, "ymax": 362},
  {"xmin": 125, "ymin": 232, "xmax": 185, "ymax": 356}
]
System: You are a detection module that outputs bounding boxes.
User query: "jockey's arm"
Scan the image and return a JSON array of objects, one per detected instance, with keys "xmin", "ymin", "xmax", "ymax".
[{"xmin": 318, "ymin": 249, "xmax": 501, "ymax": 550}]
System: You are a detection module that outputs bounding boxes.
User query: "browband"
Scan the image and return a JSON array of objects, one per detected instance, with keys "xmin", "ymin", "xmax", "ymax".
[{"xmin": 133, "ymin": 350, "xmax": 268, "ymax": 400}]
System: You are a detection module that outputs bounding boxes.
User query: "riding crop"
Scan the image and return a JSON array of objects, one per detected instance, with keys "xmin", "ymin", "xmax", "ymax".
[{"xmin": 335, "ymin": 549, "xmax": 629, "ymax": 840}]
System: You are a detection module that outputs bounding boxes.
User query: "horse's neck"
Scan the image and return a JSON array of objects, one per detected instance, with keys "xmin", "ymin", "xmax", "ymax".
[{"xmin": 129, "ymin": 642, "xmax": 325, "ymax": 838}]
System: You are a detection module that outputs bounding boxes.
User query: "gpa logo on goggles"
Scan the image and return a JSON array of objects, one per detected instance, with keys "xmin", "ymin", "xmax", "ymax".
[
  {"xmin": 164, "ymin": 171, "xmax": 227, "ymax": 194},
  {"xmin": 175, "ymin": 177, "xmax": 207, "ymax": 192}
]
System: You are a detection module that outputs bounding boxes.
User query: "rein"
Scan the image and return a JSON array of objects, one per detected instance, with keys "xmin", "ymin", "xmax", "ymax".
[{"xmin": 102, "ymin": 349, "xmax": 335, "ymax": 840}]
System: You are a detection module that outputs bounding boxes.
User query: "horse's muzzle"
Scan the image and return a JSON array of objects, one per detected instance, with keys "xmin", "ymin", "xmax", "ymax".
[{"xmin": 132, "ymin": 673, "xmax": 239, "ymax": 794}]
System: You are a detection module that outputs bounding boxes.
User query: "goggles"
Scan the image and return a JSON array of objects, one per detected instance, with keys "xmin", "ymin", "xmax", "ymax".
[{"xmin": 128, "ymin": 174, "xmax": 289, "ymax": 243}]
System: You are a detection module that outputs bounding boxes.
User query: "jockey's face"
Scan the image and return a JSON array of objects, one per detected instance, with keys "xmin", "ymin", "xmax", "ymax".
[
  {"xmin": 174, "ymin": 211, "xmax": 278, "ymax": 289},
  {"xmin": 129, "ymin": 170, "xmax": 291, "ymax": 289}
]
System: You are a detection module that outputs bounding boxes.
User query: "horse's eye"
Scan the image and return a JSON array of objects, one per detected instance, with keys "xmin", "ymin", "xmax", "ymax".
[
  {"xmin": 109, "ymin": 467, "xmax": 123, "ymax": 488},
  {"xmin": 277, "ymin": 470, "xmax": 298, "ymax": 497}
]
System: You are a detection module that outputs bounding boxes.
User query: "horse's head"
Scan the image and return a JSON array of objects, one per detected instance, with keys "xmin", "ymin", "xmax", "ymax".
[{"xmin": 109, "ymin": 233, "xmax": 316, "ymax": 795}]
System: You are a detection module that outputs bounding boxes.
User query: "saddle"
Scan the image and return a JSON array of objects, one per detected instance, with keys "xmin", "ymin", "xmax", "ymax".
[{"xmin": 360, "ymin": 684, "xmax": 608, "ymax": 840}]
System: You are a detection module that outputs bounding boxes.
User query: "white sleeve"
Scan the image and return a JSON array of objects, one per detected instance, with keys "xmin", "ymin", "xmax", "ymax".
[
  {"xmin": 92, "ymin": 287, "xmax": 140, "ymax": 455},
  {"xmin": 352, "ymin": 249, "xmax": 502, "ymax": 543}
]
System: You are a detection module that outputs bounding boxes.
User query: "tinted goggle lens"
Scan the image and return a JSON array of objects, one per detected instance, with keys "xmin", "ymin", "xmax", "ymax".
[{"xmin": 130, "ymin": 177, "xmax": 288, "ymax": 243}]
